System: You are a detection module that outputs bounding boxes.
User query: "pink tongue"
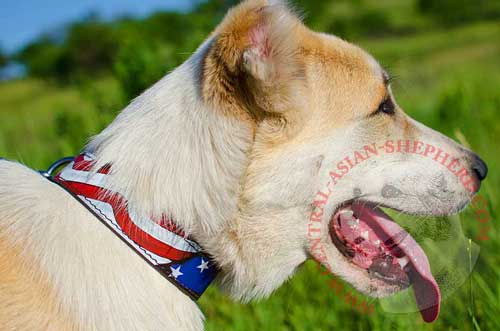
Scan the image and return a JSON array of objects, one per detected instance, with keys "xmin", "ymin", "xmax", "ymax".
[{"xmin": 352, "ymin": 202, "xmax": 441, "ymax": 323}]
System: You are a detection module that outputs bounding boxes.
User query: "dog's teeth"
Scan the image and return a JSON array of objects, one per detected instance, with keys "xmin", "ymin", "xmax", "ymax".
[
  {"xmin": 340, "ymin": 210, "xmax": 354, "ymax": 218},
  {"xmin": 374, "ymin": 240, "xmax": 381, "ymax": 246},
  {"xmin": 347, "ymin": 218, "xmax": 359, "ymax": 229},
  {"xmin": 361, "ymin": 231, "xmax": 369, "ymax": 240},
  {"xmin": 398, "ymin": 256, "xmax": 409, "ymax": 268}
]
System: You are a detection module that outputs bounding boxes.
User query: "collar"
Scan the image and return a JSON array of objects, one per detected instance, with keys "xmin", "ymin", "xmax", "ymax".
[{"xmin": 42, "ymin": 153, "xmax": 219, "ymax": 300}]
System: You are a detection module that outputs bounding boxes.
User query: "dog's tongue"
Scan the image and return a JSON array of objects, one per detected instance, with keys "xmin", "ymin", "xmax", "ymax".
[{"xmin": 352, "ymin": 202, "xmax": 441, "ymax": 323}]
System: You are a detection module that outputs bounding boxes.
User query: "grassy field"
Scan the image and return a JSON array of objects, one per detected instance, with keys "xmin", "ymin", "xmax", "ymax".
[{"xmin": 1, "ymin": 20, "xmax": 499, "ymax": 331}]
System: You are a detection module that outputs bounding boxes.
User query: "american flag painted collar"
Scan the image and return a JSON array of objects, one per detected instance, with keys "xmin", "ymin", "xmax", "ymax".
[{"xmin": 41, "ymin": 153, "xmax": 219, "ymax": 300}]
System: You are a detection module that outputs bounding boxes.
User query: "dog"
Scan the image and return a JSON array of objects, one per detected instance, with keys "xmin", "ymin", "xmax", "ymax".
[{"xmin": 0, "ymin": 1, "xmax": 488, "ymax": 330}]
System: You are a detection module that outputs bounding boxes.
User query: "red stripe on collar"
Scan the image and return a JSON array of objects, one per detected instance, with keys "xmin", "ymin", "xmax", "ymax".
[{"xmin": 46, "ymin": 153, "xmax": 219, "ymax": 300}]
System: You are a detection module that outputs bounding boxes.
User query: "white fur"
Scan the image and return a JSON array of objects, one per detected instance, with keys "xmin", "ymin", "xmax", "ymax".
[
  {"xmin": 0, "ymin": 36, "xmax": 254, "ymax": 330},
  {"xmin": 0, "ymin": 161, "xmax": 205, "ymax": 330},
  {"xmin": 87, "ymin": 38, "xmax": 254, "ymax": 238},
  {"xmin": 0, "ymin": 1, "xmax": 483, "ymax": 329}
]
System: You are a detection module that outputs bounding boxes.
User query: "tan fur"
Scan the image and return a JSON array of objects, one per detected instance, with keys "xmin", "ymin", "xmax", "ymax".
[
  {"xmin": 0, "ymin": 1, "xmax": 485, "ymax": 329},
  {"xmin": 202, "ymin": 0, "xmax": 304, "ymax": 123},
  {"xmin": 201, "ymin": 0, "xmax": 482, "ymax": 303},
  {"xmin": 204, "ymin": 6, "xmax": 390, "ymax": 149},
  {"xmin": 202, "ymin": 0, "xmax": 269, "ymax": 121},
  {"xmin": 0, "ymin": 236, "xmax": 77, "ymax": 331}
]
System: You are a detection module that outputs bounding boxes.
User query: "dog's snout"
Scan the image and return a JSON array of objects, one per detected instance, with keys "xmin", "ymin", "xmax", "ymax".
[{"xmin": 471, "ymin": 154, "xmax": 488, "ymax": 181}]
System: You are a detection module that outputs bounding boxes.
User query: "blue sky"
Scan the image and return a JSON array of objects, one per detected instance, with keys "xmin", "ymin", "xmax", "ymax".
[{"xmin": 0, "ymin": 0, "xmax": 194, "ymax": 54}]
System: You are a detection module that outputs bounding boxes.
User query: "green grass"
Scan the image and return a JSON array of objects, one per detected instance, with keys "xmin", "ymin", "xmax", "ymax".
[
  {"xmin": 0, "ymin": 77, "xmax": 122, "ymax": 168},
  {"xmin": 1, "ymin": 21, "xmax": 499, "ymax": 331}
]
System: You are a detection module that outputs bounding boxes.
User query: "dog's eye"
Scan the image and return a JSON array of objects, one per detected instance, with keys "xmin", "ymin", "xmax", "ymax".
[{"xmin": 377, "ymin": 97, "xmax": 395, "ymax": 115}]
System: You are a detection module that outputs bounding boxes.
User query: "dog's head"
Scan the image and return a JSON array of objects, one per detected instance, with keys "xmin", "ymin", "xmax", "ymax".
[{"xmin": 203, "ymin": 0, "xmax": 487, "ymax": 322}]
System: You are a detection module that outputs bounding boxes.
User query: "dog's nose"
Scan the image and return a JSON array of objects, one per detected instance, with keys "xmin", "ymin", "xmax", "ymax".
[{"xmin": 471, "ymin": 155, "xmax": 488, "ymax": 181}]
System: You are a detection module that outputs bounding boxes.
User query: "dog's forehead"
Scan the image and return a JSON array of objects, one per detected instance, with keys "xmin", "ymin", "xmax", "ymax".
[
  {"xmin": 307, "ymin": 32, "xmax": 384, "ymax": 83},
  {"xmin": 295, "ymin": 31, "xmax": 387, "ymax": 125}
]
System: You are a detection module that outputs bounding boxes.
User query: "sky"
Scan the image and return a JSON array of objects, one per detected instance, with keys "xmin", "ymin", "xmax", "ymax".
[{"xmin": 0, "ymin": 0, "xmax": 194, "ymax": 54}]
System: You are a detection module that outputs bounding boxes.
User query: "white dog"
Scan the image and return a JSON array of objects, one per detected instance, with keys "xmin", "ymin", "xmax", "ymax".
[{"xmin": 0, "ymin": 1, "xmax": 487, "ymax": 330}]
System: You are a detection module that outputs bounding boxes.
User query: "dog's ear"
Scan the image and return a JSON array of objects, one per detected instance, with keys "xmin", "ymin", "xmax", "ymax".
[
  {"xmin": 204, "ymin": 0, "xmax": 304, "ymax": 114},
  {"xmin": 241, "ymin": 2, "xmax": 300, "ymax": 83}
]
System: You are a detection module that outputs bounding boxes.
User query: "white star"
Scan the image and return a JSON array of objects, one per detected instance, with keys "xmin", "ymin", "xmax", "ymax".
[
  {"xmin": 170, "ymin": 265, "xmax": 183, "ymax": 279},
  {"xmin": 197, "ymin": 258, "xmax": 209, "ymax": 273}
]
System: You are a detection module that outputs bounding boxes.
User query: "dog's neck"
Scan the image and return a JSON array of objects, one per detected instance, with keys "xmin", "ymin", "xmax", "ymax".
[{"xmin": 86, "ymin": 42, "xmax": 254, "ymax": 241}]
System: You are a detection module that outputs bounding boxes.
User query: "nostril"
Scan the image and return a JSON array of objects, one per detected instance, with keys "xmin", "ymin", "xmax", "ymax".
[{"xmin": 472, "ymin": 155, "xmax": 488, "ymax": 181}]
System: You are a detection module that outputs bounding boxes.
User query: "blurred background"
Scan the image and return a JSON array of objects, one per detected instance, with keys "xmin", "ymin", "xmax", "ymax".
[{"xmin": 0, "ymin": 0, "xmax": 498, "ymax": 330}]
